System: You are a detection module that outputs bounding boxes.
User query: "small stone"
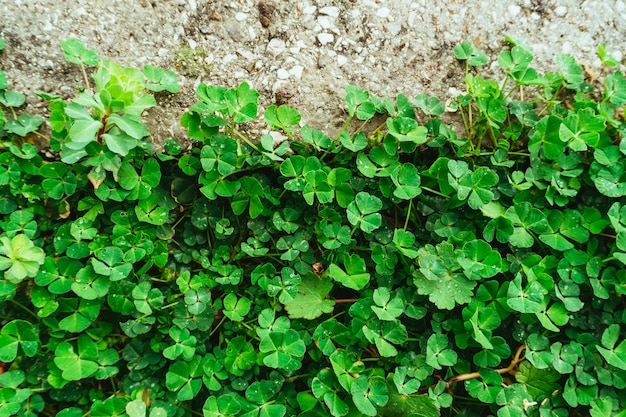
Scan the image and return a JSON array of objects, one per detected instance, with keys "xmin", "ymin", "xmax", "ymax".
[
  {"xmin": 290, "ymin": 65, "xmax": 304, "ymax": 79},
  {"xmin": 235, "ymin": 12, "xmax": 247, "ymax": 21},
  {"xmin": 317, "ymin": 16, "xmax": 335, "ymax": 30},
  {"xmin": 188, "ymin": 38, "xmax": 197, "ymax": 49},
  {"xmin": 223, "ymin": 53, "xmax": 237, "ymax": 64},
  {"xmin": 386, "ymin": 22, "xmax": 402, "ymax": 36},
  {"xmin": 267, "ymin": 38, "xmax": 286, "ymax": 54},
  {"xmin": 337, "ymin": 55, "xmax": 348, "ymax": 67},
  {"xmin": 617, "ymin": 0, "xmax": 626, "ymax": 12},
  {"xmin": 376, "ymin": 7, "xmax": 390, "ymax": 18},
  {"xmin": 317, "ymin": 32, "xmax": 334, "ymax": 45},
  {"xmin": 277, "ymin": 68, "xmax": 289, "ymax": 79},
  {"xmin": 508, "ymin": 5, "xmax": 521, "ymax": 17},
  {"xmin": 319, "ymin": 6, "xmax": 340, "ymax": 18},
  {"xmin": 199, "ymin": 24, "xmax": 210, "ymax": 34},
  {"xmin": 554, "ymin": 6, "xmax": 567, "ymax": 17},
  {"xmin": 303, "ymin": 5, "xmax": 317, "ymax": 15},
  {"xmin": 227, "ymin": 23, "xmax": 243, "ymax": 42}
]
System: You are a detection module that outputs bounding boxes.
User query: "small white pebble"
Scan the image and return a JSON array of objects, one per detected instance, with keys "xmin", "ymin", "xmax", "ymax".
[
  {"xmin": 187, "ymin": 38, "xmax": 197, "ymax": 49},
  {"xmin": 276, "ymin": 68, "xmax": 289, "ymax": 80},
  {"xmin": 617, "ymin": 0, "xmax": 626, "ymax": 12},
  {"xmin": 554, "ymin": 6, "xmax": 567, "ymax": 17},
  {"xmin": 290, "ymin": 65, "xmax": 304, "ymax": 79},
  {"xmin": 376, "ymin": 7, "xmax": 390, "ymax": 18},
  {"xmin": 223, "ymin": 53, "xmax": 237, "ymax": 64},
  {"xmin": 303, "ymin": 5, "xmax": 317, "ymax": 15},
  {"xmin": 235, "ymin": 12, "xmax": 247, "ymax": 21},
  {"xmin": 319, "ymin": 6, "xmax": 340, "ymax": 18},
  {"xmin": 277, "ymin": 68, "xmax": 289, "ymax": 79},
  {"xmin": 317, "ymin": 16, "xmax": 335, "ymax": 30},
  {"xmin": 337, "ymin": 55, "xmax": 348, "ymax": 66},
  {"xmin": 508, "ymin": 5, "xmax": 521, "ymax": 17},
  {"xmin": 317, "ymin": 32, "xmax": 334, "ymax": 45},
  {"xmin": 267, "ymin": 38, "xmax": 286, "ymax": 54}
]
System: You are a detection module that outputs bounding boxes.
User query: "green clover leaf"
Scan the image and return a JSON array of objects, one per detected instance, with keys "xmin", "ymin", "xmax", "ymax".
[{"xmin": 0, "ymin": 234, "xmax": 45, "ymax": 283}]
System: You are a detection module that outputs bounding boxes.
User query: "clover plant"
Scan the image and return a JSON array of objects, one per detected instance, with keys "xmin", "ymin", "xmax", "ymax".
[{"xmin": 1, "ymin": 36, "xmax": 626, "ymax": 417}]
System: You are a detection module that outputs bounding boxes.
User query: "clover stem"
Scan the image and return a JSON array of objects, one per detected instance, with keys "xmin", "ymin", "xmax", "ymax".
[
  {"xmin": 457, "ymin": 103, "xmax": 470, "ymax": 141},
  {"xmin": 233, "ymin": 127, "xmax": 260, "ymax": 153},
  {"xmin": 403, "ymin": 199, "xmax": 412, "ymax": 231},
  {"xmin": 371, "ymin": 119, "xmax": 388, "ymax": 138},
  {"xmin": 354, "ymin": 118, "xmax": 369, "ymax": 135},
  {"xmin": 80, "ymin": 64, "xmax": 91, "ymax": 92},
  {"xmin": 8, "ymin": 299, "xmax": 38, "ymax": 320},
  {"xmin": 421, "ymin": 186, "xmax": 449, "ymax": 198},
  {"xmin": 109, "ymin": 375, "xmax": 117, "ymax": 393},
  {"xmin": 209, "ymin": 315, "xmax": 227, "ymax": 338},
  {"xmin": 335, "ymin": 115, "xmax": 353, "ymax": 143},
  {"xmin": 499, "ymin": 74, "xmax": 510, "ymax": 95}
]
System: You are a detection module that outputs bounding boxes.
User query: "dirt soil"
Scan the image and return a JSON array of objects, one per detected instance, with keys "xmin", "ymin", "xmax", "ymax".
[{"xmin": 1, "ymin": 0, "xmax": 625, "ymax": 146}]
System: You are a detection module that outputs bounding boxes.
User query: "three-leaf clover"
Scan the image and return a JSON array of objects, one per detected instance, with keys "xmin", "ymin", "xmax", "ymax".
[{"xmin": 0, "ymin": 233, "xmax": 45, "ymax": 283}]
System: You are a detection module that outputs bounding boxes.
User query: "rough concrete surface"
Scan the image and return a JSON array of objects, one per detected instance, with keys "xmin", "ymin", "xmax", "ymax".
[{"xmin": 1, "ymin": 0, "xmax": 625, "ymax": 145}]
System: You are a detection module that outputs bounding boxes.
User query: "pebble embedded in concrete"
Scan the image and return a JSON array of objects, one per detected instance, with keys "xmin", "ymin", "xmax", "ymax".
[
  {"xmin": 317, "ymin": 33, "xmax": 334, "ymax": 45},
  {"xmin": 554, "ymin": 6, "xmax": 567, "ymax": 17},
  {"xmin": 277, "ymin": 68, "xmax": 289, "ymax": 79},
  {"xmin": 267, "ymin": 38, "xmax": 286, "ymax": 55}
]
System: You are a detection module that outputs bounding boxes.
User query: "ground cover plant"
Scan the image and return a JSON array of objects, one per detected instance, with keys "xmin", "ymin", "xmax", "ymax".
[{"xmin": 1, "ymin": 36, "xmax": 626, "ymax": 417}]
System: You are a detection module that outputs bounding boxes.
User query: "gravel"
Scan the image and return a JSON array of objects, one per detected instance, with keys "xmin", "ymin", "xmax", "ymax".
[{"xmin": 1, "ymin": 0, "xmax": 625, "ymax": 145}]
